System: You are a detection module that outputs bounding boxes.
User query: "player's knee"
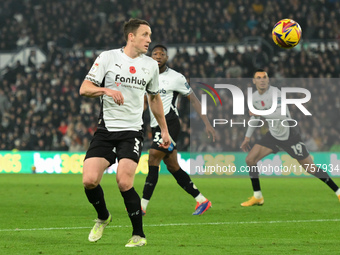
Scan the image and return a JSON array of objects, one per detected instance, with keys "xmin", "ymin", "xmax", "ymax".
[
  {"xmin": 166, "ymin": 166, "xmax": 179, "ymax": 174},
  {"xmin": 117, "ymin": 179, "xmax": 133, "ymax": 192},
  {"xmin": 149, "ymin": 157, "xmax": 162, "ymax": 166},
  {"xmin": 148, "ymin": 149, "xmax": 165, "ymax": 166},
  {"xmin": 245, "ymin": 155, "xmax": 257, "ymax": 166},
  {"xmin": 164, "ymin": 156, "xmax": 179, "ymax": 173},
  {"xmin": 83, "ymin": 177, "xmax": 99, "ymax": 189}
]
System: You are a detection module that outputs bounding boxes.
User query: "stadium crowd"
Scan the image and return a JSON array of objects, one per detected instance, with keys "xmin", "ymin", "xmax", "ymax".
[
  {"xmin": 1, "ymin": 0, "xmax": 340, "ymax": 50},
  {"xmin": 0, "ymin": 0, "xmax": 340, "ymax": 152}
]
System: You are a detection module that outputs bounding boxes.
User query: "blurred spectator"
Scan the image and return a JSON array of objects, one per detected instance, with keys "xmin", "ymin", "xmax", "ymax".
[
  {"xmin": 27, "ymin": 50, "xmax": 37, "ymax": 71},
  {"xmin": 0, "ymin": 89, "xmax": 11, "ymax": 118},
  {"xmin": 0, "ymin": 0, "xmax": 339, "ymax": 50},
  {"xmin": 58, "ymin": 120, "xmax": 68, "ymax": 136},
  {"xmin": 226, "ymin": 60, "xmax": 242, "ymax": 78}
]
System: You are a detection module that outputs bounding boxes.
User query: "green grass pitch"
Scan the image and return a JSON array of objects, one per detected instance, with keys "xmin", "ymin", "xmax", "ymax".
[{"xmin": 0, "ymin": 174, "xmax": 339, "ymax": 255}]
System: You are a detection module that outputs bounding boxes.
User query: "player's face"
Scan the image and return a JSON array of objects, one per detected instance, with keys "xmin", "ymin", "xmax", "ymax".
[
  {"xmin": 253, "ymin": 71, "xmax": 269, "ymax": 92},
  {"xmin": 151, "ymin": 47, "xmax": 168, "ymax": 69},
  {"xmin": 130, "ymin": 24, "xmax": 152, "ymax": 54}
]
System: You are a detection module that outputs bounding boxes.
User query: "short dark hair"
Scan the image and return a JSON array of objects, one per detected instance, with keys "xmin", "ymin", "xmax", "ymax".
[
  {"xmin": 123, "ymin": 18, "xmax": 150, "ymax": 42},
  {"xmin": 253, "ymin": 68, "xmax": 266, "ymax": 77},
  {"xmin": 151, "ymin": 44, "xmax": 168, "ymax": 53}
]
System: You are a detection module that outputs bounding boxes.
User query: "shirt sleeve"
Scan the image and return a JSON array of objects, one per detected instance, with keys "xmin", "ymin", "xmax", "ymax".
[
  {"xmin": 85, "ymin": 52, "xmax": 108, "ymax": 86},
  {"xmin": 176, "ymin": 75, "xmax": 192, "ymax": 97},
  {"xmin": 146, "ymin": 61, "xmax": 159, "ymax": 95}
]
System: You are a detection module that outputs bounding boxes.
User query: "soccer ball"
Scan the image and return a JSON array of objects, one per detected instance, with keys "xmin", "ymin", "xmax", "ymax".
[{"xmin": 272, "ymin": 19, "xmax": 302, "ymax": 49}]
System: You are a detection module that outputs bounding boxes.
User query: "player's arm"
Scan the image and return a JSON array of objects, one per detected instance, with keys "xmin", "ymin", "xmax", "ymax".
[
  {"xmin": 240, "ymin": 115, "xmax": 260, "ymax": 152},
  {"xmin": 79, "ymin": 80, "xmax": 124, "ymax": 105},
  {"xmin": 148, "ymin": 93, "xmax": 170, "ymax": 148},
  {"xmin": 143, "ymin": 94, "xmax": 148, "ymax": 111},
  {"xmin": 187, "ymin": 92, "xmax": 216, "ymax": 142}
]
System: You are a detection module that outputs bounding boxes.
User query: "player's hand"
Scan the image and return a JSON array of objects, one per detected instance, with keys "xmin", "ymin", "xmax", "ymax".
[
  {"xmin": 206, "ymin": 125, "xmax": 216, "ymax": 142},
  {"xmin": 105, "ymin": 89, "xmax": 124, "ymax": 105},
  {"xmin": 240, "ymin": 137, "xmax": 251, "ymax": 152},
  {"xmin": 158, "ymin": 131, "xmax": 171, "ymax": 149}
]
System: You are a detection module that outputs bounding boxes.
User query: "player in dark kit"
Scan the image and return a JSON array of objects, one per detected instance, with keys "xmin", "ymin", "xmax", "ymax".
[
  {"xmin": 240, "ymin": 69, "xmax": 340, "ymax": 206},
  {"xmin": 141, "ymin": 44, "xmax": 216, "ymax": 215},
  {"xmin": 80, "ymin": 19, "xmax": 170, "ymax": 247}
]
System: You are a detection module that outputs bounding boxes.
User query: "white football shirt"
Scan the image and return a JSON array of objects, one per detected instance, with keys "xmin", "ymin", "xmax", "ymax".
[
  {"xmin": 246, "ymin": 85, "xmax": 292, "ymax": 140},
  {"xmin": 149, "ymin": 67, "xmax": 192, "ymax": 128},
  {"xmin": 85, "ymin": 48, "xmax": 159, "ymax": 132}
]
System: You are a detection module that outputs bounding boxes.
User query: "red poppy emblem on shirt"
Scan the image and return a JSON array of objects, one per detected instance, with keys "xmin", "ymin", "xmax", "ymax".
[
  {"xmin": 129, "ymin": 66, "xmax": 136, "ymax": 74},
  {"xmin": 261, "ymin": 101, "xmax": 265, "ymax": 106}
]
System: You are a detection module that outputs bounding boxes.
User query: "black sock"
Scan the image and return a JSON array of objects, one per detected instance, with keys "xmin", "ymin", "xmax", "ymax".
[
  {"xmin": 313, "ymin": 167, "xmax": 339, "ymax": 192},
  {"xmin": 142, "ymin": 166, "xmax": 159, "ymax": 200},
  {"xmin": 121, "ymin": 187, "xmax": 145, "ymax": 237},
  {"xmin": 85, "ymin": 184, "xmax": 109, "ymax": 220},
  {"xmin": 172, "ymin": 168, "xmax": 200, "ymax": 198},
  {"xmin": 249, "ymin": 165, "xmax": 261, "ymax": 191}
]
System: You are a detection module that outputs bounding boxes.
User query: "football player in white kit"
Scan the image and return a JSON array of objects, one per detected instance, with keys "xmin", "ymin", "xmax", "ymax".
[
  {"xmin": 240, "ymin": 69, "xmax": 340, "ymax": 206},
  {"xmin": 141, "ymin": 45, "xmax": 216, "ymax": 215},
  {"xmin": 80, "ymin": 19, "xmax": 170, "ymax": 247}
]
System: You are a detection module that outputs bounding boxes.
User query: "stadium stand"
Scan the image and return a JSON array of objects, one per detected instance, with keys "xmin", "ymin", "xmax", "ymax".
[{"xmin": 0, "ymin": 0, "xmax": 339, "ymax": 152}]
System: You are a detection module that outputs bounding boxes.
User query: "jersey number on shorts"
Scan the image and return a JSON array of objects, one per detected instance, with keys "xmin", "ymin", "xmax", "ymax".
[
  {"xmin": 291, "ymin": 143, "xmax": 304, "ymax": 156},
  {"xmin": 133, "ymin": 138, "xmax": 140, "ymax": 155},
  {"xmin": 153, "ymin": 131, "xmax": 162, "ymax": 145}
]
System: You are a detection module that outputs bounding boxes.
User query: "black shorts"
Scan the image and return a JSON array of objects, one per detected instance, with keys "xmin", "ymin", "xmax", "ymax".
[
  {"xmin": 85, "ymin": 129, "xmax": 143, "ymax": 166},
  {"xmin": 150, "ymin": 117, "xmax": 180, "ymax": 153},
  {"xmin": 256, "ymin": 128, "xmax": 309, "ymax": 160}
]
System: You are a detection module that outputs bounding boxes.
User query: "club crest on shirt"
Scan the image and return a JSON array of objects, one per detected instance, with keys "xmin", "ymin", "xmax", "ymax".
[
  {"xmin": 161, "ymin": 80, "xmax": 169, "ymax": 86},
  {"xmin": 142, "ymin": 67, "xmax": 150, "ymax": 74}
]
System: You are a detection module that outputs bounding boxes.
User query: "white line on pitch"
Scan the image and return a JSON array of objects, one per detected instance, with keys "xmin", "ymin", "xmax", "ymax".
[{"xmin": 1, "ymin": 219, "xmax": 339, "ymax": 232}]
